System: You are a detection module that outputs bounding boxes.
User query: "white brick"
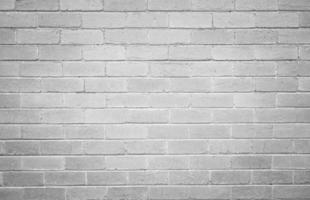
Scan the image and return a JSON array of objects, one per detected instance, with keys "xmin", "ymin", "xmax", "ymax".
[
  {"xmin": 169, "ymin": 13, "xmax": 212, "ymax": 28},
  {"xmin": 0, "ymin": 13, "xmax": 37, "ymax": 27},
  {"xmin": 192, "ymin": 0, "xmax": 234, "ymax": 10},
  {"xmin": 0, "ymin": 0, "xmax": 15, "ymax": 10},
  {"xmin": 17, "ymin": 29, "xmax": 59, "ymax": 44},
  {"xmin": 0, "ymin": 29, "xmax": 15, "ymax": 44},
  {"xmin": 149, "ymin": 0, "xmax": 191, "ymax": 10},
  {"xmin": 279, "ymin": 0, "xmax": 310, "ymax": 10},
  {"xmin": 127, "ymin": 13, "xmax": 168, "ymax": 27},
  {"xmin": 105, "ymin": 0, "xmax": 146, "ymax": 11},
  {"xmin": 255, "ymin": 12, "xmax": 299, "ymax": 27},
  {"xmin": 61, "ymin": 30, "xmax": 103, "ymax": 44},
  {"xmin": 234, "ymin": 93, "xmax": 276, "ymax": 107},
  {"xmin": 127, "ymin": 46, "xmax": 168, "ymax": 60},
  {"xmin": 19, "ymin": 62, "xmax": 62, "ymax": 76},
  {"xmin": 106, "ymin": 62, "xmax": 148, "ymax": 77},
  {"xmin": 63, "ymin": 62, "xmax": 105, "ymax": 76},
  {"xmin": 191, "ymin": 30, "xmax": 234, "ymax": 44},
  {"xmin": 213, "ymin": 13, "xmax": 255, "ymax": 28},
  {"xmin": 39, "ymin": 45, "xmax": 82, "ymax": 60},
  {"xmin": 16, "ymin": 0, "xmax": 59, "ymax": 10},
  {"xmin": 148, "ymin": 29, "xmax": 191, "ymax": 44},
  {"xmin": 169, "ymin": 45, "xmax": 212, "ymax": 60},
  {"xmin": 105, "ymin": 29, "xmax": 148, "ymax": 44},
  {"xmin": 83, "ymin": 46, "xmax": 126, "ymax": 60},
  {"xmin": 39, "ymin": 13, "xmax": 81, "ymax": 27},
  {"xmin": 235, "ymin": 30, "xmax": 278, "ymax": 44},
  {"xmin": 82, "ymin": 13, "xmax": 126, "ymax": 28},
  {"xmin": 60, "ymin": 0, "xmax": 103, "ymax": 10},
  {"xmin": 236, "ymin": 0, "xmax": 277, "ymax": 10}
]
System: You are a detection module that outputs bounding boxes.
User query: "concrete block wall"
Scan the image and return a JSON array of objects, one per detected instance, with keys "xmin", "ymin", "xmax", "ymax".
[{"xmin": 0, "ymin": 0, "xmax": 310, "ymax": 199}]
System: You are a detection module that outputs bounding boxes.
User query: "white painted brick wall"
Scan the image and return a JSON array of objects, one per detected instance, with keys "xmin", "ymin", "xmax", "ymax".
[{"xmin": 0, "ymin": 0, "xmax": 310, "ymax": 199}]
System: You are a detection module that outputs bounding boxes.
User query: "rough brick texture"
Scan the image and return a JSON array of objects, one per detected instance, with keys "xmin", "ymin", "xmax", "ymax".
[{"xmin": 0, "ymin": 0, "xmax": 309, "ymax": 199}]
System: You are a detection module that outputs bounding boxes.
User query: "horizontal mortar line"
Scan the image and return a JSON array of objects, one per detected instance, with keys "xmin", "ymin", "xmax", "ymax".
[
  {"xmin": 0, "ymin": 122, "xmax": 308, "ymax": 125},
  {"xmin": 1, "ymin": 169, "xmax": 309, "ymax": 172},
  {"xmin": 2, "ymin": 107, "xmax": 310, "ymax": 109},
  {"xmin": 1, "ymin": 26, "xmax": 309, "ymax": 30},
  {"xmin": 1, "ymin": 10, "xmax": 310, "ymax": 13},
  {"xmin": 1, "ymin": 43, "xmax": 307, "ymax": 46},
  {"xmin": 2, "ymin": 185, "xmax": 310, "ymax": 189},
  {"xmin": 1, "ymin": 76, "xmax": 307, "ymax": 78},
  {"xmin": 1, "ymin": 154, "xmax": 309, "ymax": 156},
  {"xmin": 0, "ymin": 169, "xmax": 305, "ymax": 172},
  {"xmin": 4, "ymin": 27, "xmax": 310, "ymax": 31},
  {"xmin": 3, "ymin": 43, "xmax": 310, "ymax": 45},
  {"xmin": 0, "ymin": 60, "xmax": 304, "ymax": 62},
  {"xmin": 0, "ymin": 184, "xmax": 308, "ymax": 187},
  {"xmin": 1, "ymin": 107, "xmax": 309, "ymax": 110},
  {"xmin": 1, "ymin": 139, "xmax": 309, "ymax": 141},
  {"xmin": 4, "ymin": 26, "xmax": 310, "ymax": 28},
  {"xmin": 2, "ymin": 138, "xmax": 307, "ymax": 141},
  {"xmin": 0, "ymin": 122, "xmax": 309, "ymax": 125},
  {"xmin": 1, "ymin": 154, "xmax": 310, "ymax": 157}
]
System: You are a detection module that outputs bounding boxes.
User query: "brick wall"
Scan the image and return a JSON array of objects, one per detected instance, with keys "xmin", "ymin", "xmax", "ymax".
[{"xmin": 0, "ymin": 0, "xmax": 310, "ymax": 199}]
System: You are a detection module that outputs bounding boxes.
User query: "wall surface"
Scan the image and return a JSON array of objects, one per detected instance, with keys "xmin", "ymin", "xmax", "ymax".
[{"xmin": 0, "ymin": 0, "xmax": 310, "ymax": 199}]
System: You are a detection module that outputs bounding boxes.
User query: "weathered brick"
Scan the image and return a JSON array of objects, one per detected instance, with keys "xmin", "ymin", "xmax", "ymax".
[
  {"xmin": 192, "ymin": 0, "xmax": 234, "ymax": 10},
  {"xmin": 148, "ymin": 156, "xmax": 189, "ymax": 169},
  {"xmin": 82, "ymin": 13, "xmax": 126, "ymax": 28},
  {"xmin": 62, "ymin": 30, "xmax": 103, "ymax": 44},
  {"xmin": 232, "ymin": 156, "xmax": 272, "ymax": 169},
  {"xmin": 300, "ymin": 13, "xmax": 310, "ymax": 27},
  {"xmin": 232, "ymin": 186, "xmax": 272, "ymax": 199},
  {"xmin": 39, "ymin": 45, "xmax": 82, "ymax": 60},
  {"xmin": 41, "ymin": 78, "xmax": 84, "ymax": 92},
  {"xmin": 0, "ymin": 13, "xmax": 37, "ymax": 27},
  {"xmin": 66, "ymin": 187, "xmax": 107, "ymax": 200},
  {"xmin": 0, "ymin": 188, "xmax": 23, "ymax": 200},
  {"xmin": 168, "ymin": 140, "xmax": 208, "ymax": 154},
  {"xmin": 252, "ymin": 171, "xmax": 292, "ymax": 184},
  {"xmin": 65, "ymin": 156, "xmax": 105, "ymax": 170},
  {"xmin": 0, "ymin": 29, "xmax": 15, "ymax": 44},
  {"xmin": 211, "ymin": 171, "xmax": 251, "ymax": 184},
  {"xmin": 214, "ymin": 13, "xmax": 255, "ymax": 28},
  {"xmin": 0, "ymin": 45, "xmax": 38, "ymax": 60},
  {"xmin": 84, "ymin": 46, "xmax": 125, "ymax": 60},
  {"xmin": 87, "ymin": 172, "xmax": 127, "ymax": 185},
  {"xmin": 39, "ymin": 13, "xmax": 81, "ymax": 27},
  {"xmin": 279, "ymin": 0, "xmax": 310, "ymax": 10},
  {"xmin": 105, "ymin": 29, "xmax": 148, "ymax": 44},
  {"xmin": 190, "ymin": 156, "xmax": 231, "ymax": 169},
  {"xmin": 170, "ymin": 109, "xmax": 212, "ymax": 123},
  {"xmin": 127, "ymin": 45, "xmax": 168, "ymax": 60},
  {"xmin": 149, "ymin": 0, "xmax": 191, "ymax": 10},
  {"xmin": 24, "ymin": 188, "xmax": 65, "ymax": 200},
  {"xmin": 20, "ymin": 62, "xmax": 62, "ymax": 76},
  {"xmin": 106, "ymin": 156, "xmax": 147, "ymax": 170},
  {"xmin": 128, "ymin": 171, "xmax": 168, "ymax": 184},
  {"xmin": 45, "ymin": 172, "xmax": 85, "ymax": 186},
  {"xmin": 191, "ymin": 30, "xmax": 234, "ymax": 44},
  {"xmin": 236, "ymin": 0, "xmax": 278, "ymax": 10},
  {"xmin": 255, "ymin": 12, "xmax": 299, "ymax": 27},
  {"xmin": 63, "ymin": 62, "xmax": 105, "ymax": 76},
  {"xmin": 3, "ymin": 172, "xmax": 43, "ymax": 186},
  {"xmin": 22, "ymin": 157, "xmax": 65, "ymax": 170},
  {"xmin": 60, "ymin": 0, "xmax": 103, "ymax": 10},
  {"xmin": 169, "ymin": 13, "xmax": 212, "ymax": 28},
  {"xmin": 0, "ymin": 0, "xmax": 15, "ymax": 10},
  {"xmin": 16, "ymin": 0, "xmax": 59, "ymax": 10},
  {"xmin": 105, "ymin": 0, "xmax": 146, "ymax": 11},
  {"xmin": 169, "ymin": 171, "xmax": 209, "ymax": 184},
  {"xmin": 273, "ymin": 186, "xmax": 310, "ymax": 199}
]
